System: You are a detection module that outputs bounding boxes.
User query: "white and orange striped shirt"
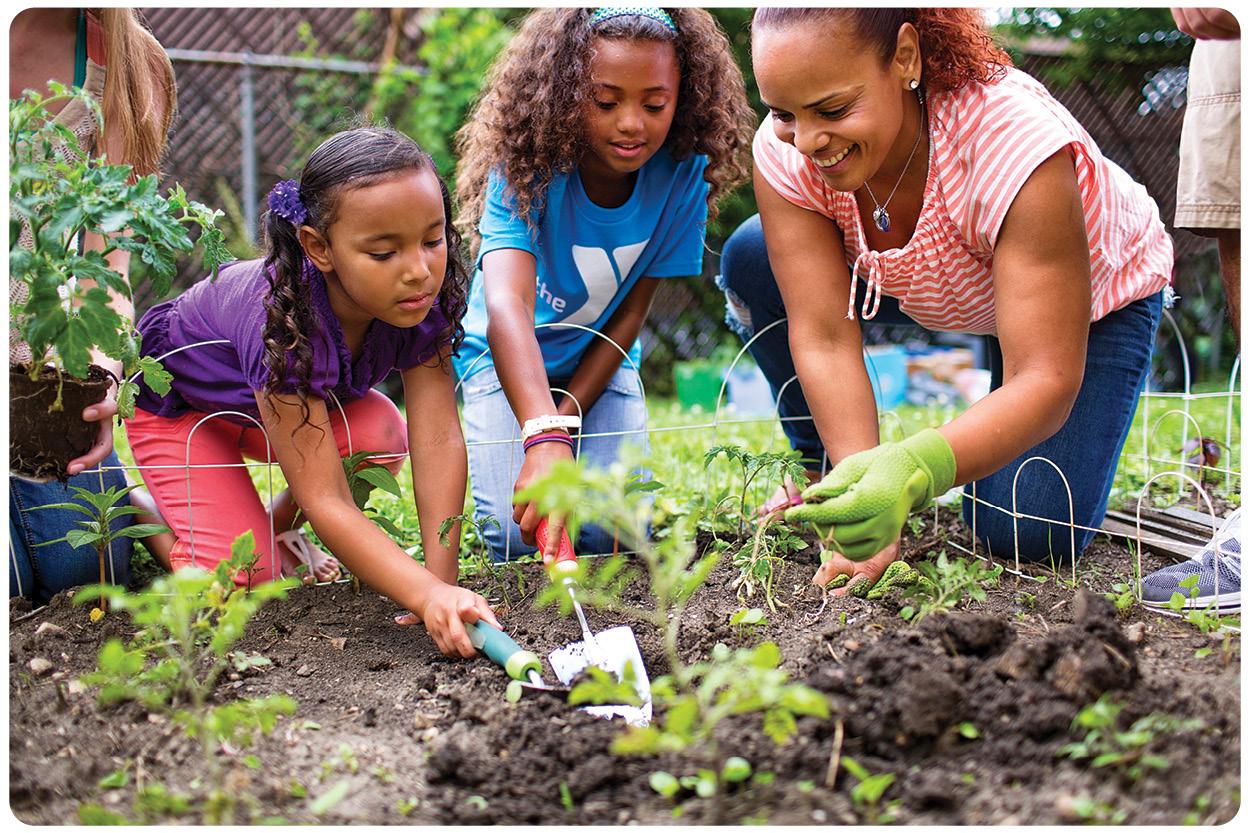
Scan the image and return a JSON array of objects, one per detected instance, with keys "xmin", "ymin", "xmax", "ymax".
[{"xmin": 753, "ymin": 67, "xmax": 1174, "ymax": 334}]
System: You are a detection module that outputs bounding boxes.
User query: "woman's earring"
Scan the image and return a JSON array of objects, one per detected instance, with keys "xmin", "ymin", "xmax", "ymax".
[{"xmin": 908, "ymin": 78, "xmax": 920, "ymax": 90}]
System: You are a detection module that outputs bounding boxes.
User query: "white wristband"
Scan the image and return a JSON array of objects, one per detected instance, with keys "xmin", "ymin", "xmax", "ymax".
[{"xmin": 521, "ymin": 414, "xmax": 582, "ymax": 442}]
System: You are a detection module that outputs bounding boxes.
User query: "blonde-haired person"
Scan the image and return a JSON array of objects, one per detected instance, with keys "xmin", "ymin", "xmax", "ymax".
[{"xmin": 9, "ymin": 8, "xmax": 175, "ymax": 604}]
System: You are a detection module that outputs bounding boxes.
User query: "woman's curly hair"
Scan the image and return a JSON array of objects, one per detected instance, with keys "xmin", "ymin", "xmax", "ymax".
[
  {"xmin": 261, "ymin": 126, "xmax": 469, "ymax": 428},
  {"xmin": 752, "ymin": 8, "xmax": 1012, "ymax": 95},
  {"xmin": 455, "ymin": 7, "xmax": 754, "ymax": 257}
]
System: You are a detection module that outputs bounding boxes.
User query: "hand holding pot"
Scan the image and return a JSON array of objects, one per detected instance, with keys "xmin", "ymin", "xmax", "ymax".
[
  {"xmin": 66, "ymin": 395, "xmax": 118, "ymax": 476},
  {"xmin": 785, "ymin": 429, "xmax": 956, "ymax": 560}
]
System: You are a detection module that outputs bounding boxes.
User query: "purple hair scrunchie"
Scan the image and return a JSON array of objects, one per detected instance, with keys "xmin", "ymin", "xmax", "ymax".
[{"xmin": 267, "ymin": 179, "xmax": 307, "ymax": 226}]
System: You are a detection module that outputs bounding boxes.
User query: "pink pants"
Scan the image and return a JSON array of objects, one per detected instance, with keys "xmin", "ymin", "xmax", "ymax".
[{"xmin": 125, "ymin": 390, "xmax": 408, "ymax": 583}]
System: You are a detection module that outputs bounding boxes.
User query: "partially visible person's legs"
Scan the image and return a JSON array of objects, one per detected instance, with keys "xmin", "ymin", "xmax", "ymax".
[
  {"xmin": 1217, "ymin": 228, "xmax": 1240, "ymax": 338},
  {"xmin": 8, "ymin": 452, "xmax": 135, "ymax": 605},
  {"xmin": 719, "ymin": 214, "xmax": 826, "ymax": 471},
  {"xmin": 238, "ymin": 388, "xmax": 408, "ymax": 582},
  {"xmin": 126, "ymin": 407, "xmax": 287, "ymax": 582},
  {"xmin": 567, "ymin": 365, "xmax": 651, "ymax": 554},
  {"xmin": 1176, "ymin": 38, "xmax": 1240, "ymax": 343},
  {"xmin": 963, "ymin": 292, "xmax": 1163, "ymax": 563},
  {"xmin": 462, "ymin": 365, "xmax": 533, "ymax": 561},
  {"xmin": 463, "ymin": 363, "xmax": 649, "ymax": 561}
]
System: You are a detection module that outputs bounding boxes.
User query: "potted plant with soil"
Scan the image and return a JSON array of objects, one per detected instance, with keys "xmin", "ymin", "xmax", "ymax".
[{"xmin": 9, "ymin": 82, "xmax": 230, "ymax": 480}]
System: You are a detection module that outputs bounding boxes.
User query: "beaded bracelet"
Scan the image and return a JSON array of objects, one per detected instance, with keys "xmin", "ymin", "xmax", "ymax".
[{"xmin": 522, "ymin": 431, "xmax": 575, "ymax": 453}]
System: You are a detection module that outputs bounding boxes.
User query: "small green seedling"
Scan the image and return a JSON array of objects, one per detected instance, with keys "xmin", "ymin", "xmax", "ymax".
[
  {"xmin": 704, "ymin": 445, "xmax": 806, "ymax": 535},
  {"xmin": 33, "ymin": 483, "xmax": 170, "ymax": 616},
  {"xmin": 1058, "ymin": 694, "xmax": 1204, "ymax": 782},
  {"xmin": 841, "ymin": 756, "xmax": 898, "ymax": 824},
  {"xmin": 899, "ymin": 551, "xmax": 1002, "ymax": 622},
  {"xmin": 729, "ymin": 607, "xmax": 768, "ymax": 640},
  {"xmin": 75, "ymin": 531, "xmax": 297, "ymax": 823}
]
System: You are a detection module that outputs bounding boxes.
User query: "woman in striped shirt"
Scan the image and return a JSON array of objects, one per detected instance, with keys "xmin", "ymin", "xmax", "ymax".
[{"xmin": 721, "ymin": 8, "xmax": 1172, "ymax": 589}]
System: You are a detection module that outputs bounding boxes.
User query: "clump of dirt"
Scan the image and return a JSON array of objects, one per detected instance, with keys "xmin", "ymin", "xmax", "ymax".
[{"xmin": 8, "ymin": 508, "xmax": 1240, "ymax": 825}]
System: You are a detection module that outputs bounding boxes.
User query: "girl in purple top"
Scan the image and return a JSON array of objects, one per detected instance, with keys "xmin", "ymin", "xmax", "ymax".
[{"xmin": 125, "ymin": 127, "xmax": 500, "ymax": 657}]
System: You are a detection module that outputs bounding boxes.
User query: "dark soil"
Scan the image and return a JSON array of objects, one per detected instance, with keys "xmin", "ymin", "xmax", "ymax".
[
  {"xmin": 9, "ymin": 364, "xmax": 112, "ymax": 481},
  {"xmin": 9, "ymin": 509, "xmax": 1240, "ymax": 824}
]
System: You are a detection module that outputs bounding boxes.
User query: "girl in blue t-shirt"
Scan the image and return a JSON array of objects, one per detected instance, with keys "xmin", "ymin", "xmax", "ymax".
[
  {"xmin": 125, "ymin": 128, "xmax": 499, "ymax": 657},
  {"xmin": 454, "ymin": 7, "xmax": 754, "ymax": 562}
]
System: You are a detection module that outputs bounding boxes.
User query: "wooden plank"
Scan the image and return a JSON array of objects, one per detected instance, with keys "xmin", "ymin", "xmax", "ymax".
[{"xmin": 1099, "ymin": 517, "xmax": 1202, "ymax": 562}]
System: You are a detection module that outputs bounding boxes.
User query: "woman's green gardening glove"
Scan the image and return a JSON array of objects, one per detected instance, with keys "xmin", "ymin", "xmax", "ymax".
[{"xmin": 785, "ymin": 428, "xmax": 956, "ymax": 560}]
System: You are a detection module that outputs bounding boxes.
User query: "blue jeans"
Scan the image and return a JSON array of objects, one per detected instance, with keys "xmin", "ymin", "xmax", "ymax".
[
  {"xmin": 9, "ymin": 451, "xmax": 134, "ymax": 605},
  {"xmin": 461, "ymin": 365, "xmax": 650, "ymax": 561},
  {"xmin": 720, "ymin": 213, "xmax": 1163, "ymax": 563}
]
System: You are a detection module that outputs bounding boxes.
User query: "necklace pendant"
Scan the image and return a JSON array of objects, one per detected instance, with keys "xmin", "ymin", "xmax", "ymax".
[{"xmin": 872, "ymin": 206, "xmax": 890, "ymax": 233}]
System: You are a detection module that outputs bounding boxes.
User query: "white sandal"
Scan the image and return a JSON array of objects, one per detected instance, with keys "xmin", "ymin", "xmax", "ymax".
[{"xmin": 276, "ymin": 529, "xmax": 341, "ymax": 584}]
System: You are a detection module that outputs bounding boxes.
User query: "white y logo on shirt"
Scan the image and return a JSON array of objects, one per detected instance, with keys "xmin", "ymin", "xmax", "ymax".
[{"xmin": 562, "ymin": 240, "xmax": 649, "ymax": 325}]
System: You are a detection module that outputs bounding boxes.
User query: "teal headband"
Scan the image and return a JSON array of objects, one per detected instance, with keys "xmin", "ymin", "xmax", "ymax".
[{"xmin": 589, "ymin": 7, "xmax": 677, "ymax": 34}]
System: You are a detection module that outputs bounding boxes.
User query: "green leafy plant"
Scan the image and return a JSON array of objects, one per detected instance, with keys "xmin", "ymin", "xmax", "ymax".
[
  {"xmin": 1104, "ymin": 580, "xmax": 1137, "ymax": 613},
  {"xmin": 438, "ymin": 511, "xmax": 530, "ymax": 609},
  {"xmin": 1066, "ymin": 795, "xmax": 1128, "ymax": 825},
  {"xmin": 704, "ymin": 445, "xmax": 806, "ymax": 535},
  {"xmin": 840, "ymin": 756, "xmax": 899, "ymax": 824},
  {"xmin": 75, "ymin": 532, "xmax": 298, "ymax": 822},
  {"xmin": 729, "ymin": 607, "xmax": 768, "ymax": 641},
  {"xmin": 32, "ymin": 482, "xmax": 169, "ymax": 616},
  {"xmin": 521, "ymin": 455, "xmax": 829, "ymax": 815},
  {"xmin": 731, "ymin": 513, "xmax": 807, "ymax": 612},
  {"xmin": 1169, "ymin": 574, "xmax": 1241, "ymax": 635},
  {"xmin": 898, "ymin": 551, "xmax": 1003, "ymax": 622},
  {"xmin": 1058, "ymin": 694, "xmax": 1204, "ymax": 782},
  {"xmin": 613, "ymin": 641, "xmax": 828, "ymax": 804},
  {"xmin": 9, "ymin": 83, "xmax": 229, "ymax": 414}
]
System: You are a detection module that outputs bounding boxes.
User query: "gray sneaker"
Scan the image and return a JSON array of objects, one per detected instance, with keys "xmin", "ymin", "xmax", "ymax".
[{"xmin": 1140, "ymin": 509, "xmax": 1240, "ymax": 615}]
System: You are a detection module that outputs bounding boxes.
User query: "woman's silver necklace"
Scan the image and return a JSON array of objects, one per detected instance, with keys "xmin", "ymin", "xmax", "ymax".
[{"xmin": 862, "ymin": 101, "xmax": 926, "ymax": 233}]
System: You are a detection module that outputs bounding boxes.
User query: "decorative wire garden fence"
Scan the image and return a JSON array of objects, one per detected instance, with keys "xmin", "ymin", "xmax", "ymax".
[{"xmin": 33, "ymin": 313, "xmax": 1239, "ymax": 625}]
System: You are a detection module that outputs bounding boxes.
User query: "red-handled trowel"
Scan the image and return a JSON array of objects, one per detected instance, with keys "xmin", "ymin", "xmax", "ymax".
[{"xmin": 537, "ymin": 519, "xmax": 651, "ymax": 726}]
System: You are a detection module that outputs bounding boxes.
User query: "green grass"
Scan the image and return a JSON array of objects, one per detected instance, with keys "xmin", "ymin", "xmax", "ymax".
[{"xmin": 107, "ymin": 383, "xmax": 1238, "ymax": 570}]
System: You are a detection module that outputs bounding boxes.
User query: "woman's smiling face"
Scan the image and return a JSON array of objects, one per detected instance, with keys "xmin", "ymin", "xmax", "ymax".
[{"xmin": 753, "ymin": 19, "xmax": 920, "ymax": 192}]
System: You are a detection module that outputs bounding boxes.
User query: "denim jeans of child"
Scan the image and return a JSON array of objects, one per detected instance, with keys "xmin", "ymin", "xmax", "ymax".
[
  {"xmin": 461, "ymin": 364, "xmax": 650, "ymax": 562},
  {"xmin": 719, "ymin": 213, "xmax": 1163, "ymax": 563},
  {"xmin": 9, "ymin": 451, "xmax": 134, "ymax": 605}
]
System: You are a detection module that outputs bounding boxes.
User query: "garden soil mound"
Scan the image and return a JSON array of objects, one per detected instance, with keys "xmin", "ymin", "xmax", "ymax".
[{"xmin": 9, "ymin": 510, "xmax": 1240, "ymax": 824}]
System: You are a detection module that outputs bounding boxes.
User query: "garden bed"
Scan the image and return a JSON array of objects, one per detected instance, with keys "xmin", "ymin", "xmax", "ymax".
[{"xmin": 8, "ymin": 508, "xmax": 1240, "ymax": 825}]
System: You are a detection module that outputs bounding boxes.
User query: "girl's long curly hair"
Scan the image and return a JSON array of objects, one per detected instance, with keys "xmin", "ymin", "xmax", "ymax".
[
  {"xmin": 455, "ymin": 8, "xmax": 754, "ymax": 256},
  {"xmin": 752, "ymin": 8, "xmax": 1012, "ymax": 95},
  {"xmin": 261, "ymin": 126, "xmax": 469, "ymax": 426}
]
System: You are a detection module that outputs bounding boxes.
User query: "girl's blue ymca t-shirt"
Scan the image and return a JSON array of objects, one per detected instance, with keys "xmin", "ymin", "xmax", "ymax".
[{"xmin": 454, "ymin": 146, "xmax": 710, "ymax": 382}]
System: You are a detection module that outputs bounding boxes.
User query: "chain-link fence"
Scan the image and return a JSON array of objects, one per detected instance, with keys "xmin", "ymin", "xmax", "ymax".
[{"xmin": 139, "ymin": 7, "xmax": 1227, "ymax": 393}]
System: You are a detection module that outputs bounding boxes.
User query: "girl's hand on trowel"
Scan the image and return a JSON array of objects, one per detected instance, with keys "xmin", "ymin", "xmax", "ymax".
[
  {"xmin": 814, "ymin": 541, "xmax": 900, "ymax": 596},
  {"xmin": 395, "ymin": 586, "xmax": 501, "ymax": 658},
  {"xmin": 512, "ymin": 439, "xmax": 574, "ymax": 547}
]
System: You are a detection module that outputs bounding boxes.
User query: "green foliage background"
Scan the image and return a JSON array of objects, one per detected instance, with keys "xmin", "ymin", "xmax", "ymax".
[{"xmin": 281, "ymin": 8, "xmax": 1232, "ymax": 386}]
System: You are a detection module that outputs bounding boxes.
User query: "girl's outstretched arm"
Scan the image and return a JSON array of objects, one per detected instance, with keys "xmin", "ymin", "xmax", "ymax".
[
  {"xmin": 555, "ymin": 277, "xmax": 661, "ymax": 418},
  {"xmin": 256, "ymin": 391, "xmax": 499, "ymax": 656},
  {"xmin": 482, "ymin": 248, "xmax": 575, "ymax": 558},
  {"xmin": 401, "ymin": 353, "xmax": 468, "ymax": 586}
]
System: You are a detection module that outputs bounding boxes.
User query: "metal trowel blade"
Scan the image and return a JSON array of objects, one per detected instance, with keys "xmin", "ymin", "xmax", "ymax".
[{"xmin": 549, "ymin": 625, "xmax": 652, "ymax": 727}]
